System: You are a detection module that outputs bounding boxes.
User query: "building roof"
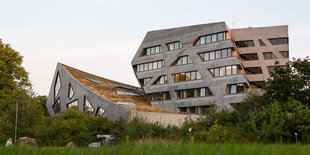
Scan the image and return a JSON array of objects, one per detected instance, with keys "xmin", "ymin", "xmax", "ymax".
[{"xmin": 62, "ymin": 64, "xmax": 176, "ymax": 113}]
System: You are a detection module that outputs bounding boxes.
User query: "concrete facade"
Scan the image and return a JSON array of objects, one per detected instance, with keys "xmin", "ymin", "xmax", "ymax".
[
  {"xmin": 46, "ymin": 63, "xmax": 200, "ymax": 124},
  {"xmin": 131, "ymin": 22, "xmax": 289, "ymax": 112},
  {"xmin": 130, "ymin": 110, "xmax": 200, "ymax": 127},
  {"xmin": 46, "ymin": 63, "xmax": 131, "ymax": 120}
]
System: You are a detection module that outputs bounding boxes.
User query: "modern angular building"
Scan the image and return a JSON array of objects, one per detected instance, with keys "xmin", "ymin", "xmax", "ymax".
[
  {"xmin": 131, "ymin": 22, "xmax": 289, "ymax": 113},
  {"xmin": 46, "ymin": 63, "xmax": 199, "ymax": 124}
]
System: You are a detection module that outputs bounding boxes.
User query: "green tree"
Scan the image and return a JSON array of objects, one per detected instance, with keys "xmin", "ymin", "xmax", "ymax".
[
  {"xmin": 33, "ymin": 95, "xmax": 48, "ymax": 116},
  {"xmin": 0, "ymin": 89, "xmax": 46, "ymax": 144},
  {"xmin": 263, "ymin": 57, "xmax": 310, "ymax": 106},
  {"xmin": 0, "ymin": 39, "xmax": 30, "ymax": 111},
  {"xmin": 256, "ymin": 98, "xmax": 310, "ymax": 143}
]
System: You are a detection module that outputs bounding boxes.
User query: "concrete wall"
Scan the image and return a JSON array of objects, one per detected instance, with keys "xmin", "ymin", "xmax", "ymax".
[{"xmin": 130, "ymin": 110, "xmax": 200, "ymax": 127}]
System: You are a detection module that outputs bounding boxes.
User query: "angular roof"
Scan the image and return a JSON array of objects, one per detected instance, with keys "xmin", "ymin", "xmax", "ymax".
[{"xmin": 62, "ymin": 64, "xmax": 176, "ymax": 113}]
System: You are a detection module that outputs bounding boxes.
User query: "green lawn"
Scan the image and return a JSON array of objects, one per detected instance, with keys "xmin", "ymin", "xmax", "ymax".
[{"xmin": 0, "ymin": 142, "xmax": 309, "ymax": 155}]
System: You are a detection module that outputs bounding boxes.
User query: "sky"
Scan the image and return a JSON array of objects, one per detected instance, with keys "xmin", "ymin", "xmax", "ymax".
[{"xmin": 0, "ymin": 0, "xmax": 309, "ymax": 95}]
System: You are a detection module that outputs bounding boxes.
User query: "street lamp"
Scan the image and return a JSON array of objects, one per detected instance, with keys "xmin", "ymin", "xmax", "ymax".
[{"xmin": 159, "ymin": 96, "xmax": 163, "ymax": 125}]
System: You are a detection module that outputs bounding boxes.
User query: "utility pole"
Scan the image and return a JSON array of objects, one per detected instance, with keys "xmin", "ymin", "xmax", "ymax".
[
  {"xmin": 14, "ymin": 99, "xmax": 18, "ymax": 144},
  {"xmin": 159, "ymin": 97, "xmax": 163, "ymax": 125}
]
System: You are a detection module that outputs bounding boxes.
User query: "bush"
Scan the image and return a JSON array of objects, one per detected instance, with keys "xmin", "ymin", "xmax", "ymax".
[{"xmin": 38, "ymin": 109, "xmax": 114, "ymax": 146}]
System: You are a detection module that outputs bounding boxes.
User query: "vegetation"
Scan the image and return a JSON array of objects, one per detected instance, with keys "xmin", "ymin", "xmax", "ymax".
[
  {"xmin": 263, "ymin": 57, "xmax": 310, "ymax": 106},
  {"xmin": 1, "ymin": 142, "xmax": 310, "ymax": 155}
]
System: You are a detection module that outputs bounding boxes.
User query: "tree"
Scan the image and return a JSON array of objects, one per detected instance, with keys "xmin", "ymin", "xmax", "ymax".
[
  {"xmin": 0, "ymin": 39, "xmax": 31, "ymax": 111},
  {"xmin": 0, "ymin": 90, "xmax": 47, "ymax": 144},
  {"xmin": 263, "ymin": 57, "xmax": 310, "ymax": 106},
  {"xmin": 256, "ymin": 98, "xmax": 310, "ymax": 143}
]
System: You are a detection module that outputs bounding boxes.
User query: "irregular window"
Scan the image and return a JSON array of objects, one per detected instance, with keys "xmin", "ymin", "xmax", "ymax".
[
  {"xmin": 67, "ymin": 100, "xmax": 78, "ymax": 109},
  {"xmin": 68, "ymin": 84, "xmax": 74, "ymax": 100},
  {"xmin": 172, "ymin": 71, "xmax": 201, "ymax": 82},
  {"xmin": 147, "ymin": 92, "xmax": 171, "ymax": 101},
  {"xmin": 117, "ymin": 102, "xmax": 136, "ymax": 106},
  {"xmin": 240, "ymin": 53, "xmax": 259, "ymax": 61},
  {"xmin": 139, "ymin": 77, "xmax": 152, "ymax": 87},
  {"xmin": 167, "ymin": 41, "xmax": 182, "ymax": 51},
  {"xmin": 117, "ymin": 91, "xmax": 139, "ymax": 96},
  {"xmin": 153, "ymin": 75, "xmax": 168, "ymax": 85},
  {"xmin": 235, "ymin": 40, "xmax": 254, "ymax": 48},
  {"xmin": 250, "ymin": 81, "xmax": 266, "ymax": 89},
  {"xmin": 268, "ymin": 37, "xmax": 288, "ymax": 45},
  {"xmin": 178, "ymin": 105, "xmax": 211, "ymax": 114},
  {"xmin": 83, "ymin": 77, "xmax": 102, "ymax": 84},
  {"xmin": 53, "ymin": 98, "xmax": 61, "ymax": 114},
  {"xmin": 194, "ymin": 32, "xmax": 226, "ymax": 46},
  {"xmin": 54, "ymin": 74, "xmax": 61, "ymax": 98},
  {"xmin": 259, "ymin": 39, "xmax": 266, "ymax": 46},
  {"xmin": 136, "ymin": 60, "xmax": 164, "ymax": 72},
  {"xmin": 140, "ymin": 45, "xmax": 162, "ymax": 57},
  {"xmin": 84, "ymin": 97, "xmax": 94, "ymax": 114},
  {"xmin": 209, "ymin": 65, "xmax": 239, "ymax": 77},
  {"xmin": 244, "ymin": 67, "xmax": 263, "ymax": 74},
  {"xmin": 279, "ymin": 51, "xmax": 289, "ymax": 58},
  {"xmin": 267, "ymin": 65, "xmax": 286, "ymax": 73},
  {"xmin": 264, "ymin": 52, "xmax": 277, "ymax": 60},
  {"xmin": 198, "ymin": 48, "xmax": 233, "ymax": 61},
  {"xmin": 96, "ymin": 107, "xmax": 106, "ymax": 116},
  {"xmin": 175, "ymin": 87, "xmax": 212, "ymax": 99},
  {"xmin": 172, "ymin": 55, "xmax": 193, "ymax": 66},
  {"xmin": 227, "ymin": 84, "xmax": 245, "ymax": 94}
]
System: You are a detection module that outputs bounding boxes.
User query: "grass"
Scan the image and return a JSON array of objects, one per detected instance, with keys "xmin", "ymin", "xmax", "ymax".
[{"xmin": 1, "ymin": 142, "xmax": 310, "ymax": 155}]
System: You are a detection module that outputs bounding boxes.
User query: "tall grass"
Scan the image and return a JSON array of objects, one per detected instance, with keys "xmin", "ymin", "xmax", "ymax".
[{"xmin": 1, "ymin": 142, "xmax": 309, "ymax": 155}]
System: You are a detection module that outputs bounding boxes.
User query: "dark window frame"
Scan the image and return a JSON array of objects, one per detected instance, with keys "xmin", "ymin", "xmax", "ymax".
[{"xmin": 235, "ymin": 40, "xmax": 255, "ymax": 48}]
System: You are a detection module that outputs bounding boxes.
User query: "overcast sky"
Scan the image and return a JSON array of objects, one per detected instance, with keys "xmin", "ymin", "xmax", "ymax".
[{"xmin": 0, "ymin": 0, "xmax": 309, "ymax": 95}]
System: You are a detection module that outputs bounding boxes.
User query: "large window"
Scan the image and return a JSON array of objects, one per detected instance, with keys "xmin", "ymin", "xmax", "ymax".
[
  {"xmin": 54, "ymin": 74, "xmax": 61, "ymax": 98},
  {"xmin": 153, "ymin": 75, "xmax": 168, "ymax": 85},
  {"xmin": 137, "ymin": 60, "xmax": 164, "ymax": 72},
  {"xmin": 194, "ymin": 32, "xmax": 229, "ymax": 46},
  {"xmin": 267, "ymin": 65, "xmax": 286, "ymax": 73},
  {"xmin": 279, "ymin": 51, "xmax": 289, "ymax": 58},
  {"xmin": 250, "ymin": 81, "xmax": 266, "ymax": 89},
  {"xmin": 235, "ymin": 40, "xmax": 254, "ymax": 48},
  {"xmin": 199, "ymin": 48, "xmax": 236, "ymax": 61},
  {"xmin": 167, "ymin": 41, "xmax": 182, "ymax": 51},
  {"xmin": 53, "ymin": 98, "xmax": 61, "ymax": 114},
  {"xmin": 240, "ymin": 53, "xmax": 259, "ymax": 61},
  {"xmin": 209, "ymin": 65, "xmax": 239, "ymax": 77},
  {"xmin": 172, "ymin": 55, "xmax": 193, "ymax": 66},
  {"xmin": 268, "ymin": 37, "xmax": 288, "ymax": 45},
  {"xmin": 139, "ymin": 77, "xmax": 152, "ymax": 87},
  {"xmin": 175, "ymin": 87, "xmax": 212, "ymax": 99},
  {"xmin": 244, "ymin": 67, "xmax": 263, "ymax": 74},
  {"xmin": 140, "ymin": 45, "xmax": 162, "ymax": 57},
  {"xmin": 68, "ymin": 84, "xmax": 74, "ymax": 100},
  {"xmin": 172, "ymin": 71, "xmax": 201, "ymax": 82},
  {"xmin": 227, "ymin": 84, "xmax": 245, "ymax": 94},
  {"xmin": 96, "ymin": 107, "xmax": 106, "ymax": 116},
  {"xmin": 264, "ymin": 52, "xmax": 277, "ymax": 60},
  {"xmin": 178, "ymin": 105, "xmax": 211, "ymax": 114},
  {"xmin": 67, "ymin": 100, "xmax": 78, "ymax": 109},
  {"xmin": 84, "ymin": 97, "xmax": 94, "ymax": 114},
  {"xmin": 147, "ymin": 92, "xmax": 171, "ymax": 101}
]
